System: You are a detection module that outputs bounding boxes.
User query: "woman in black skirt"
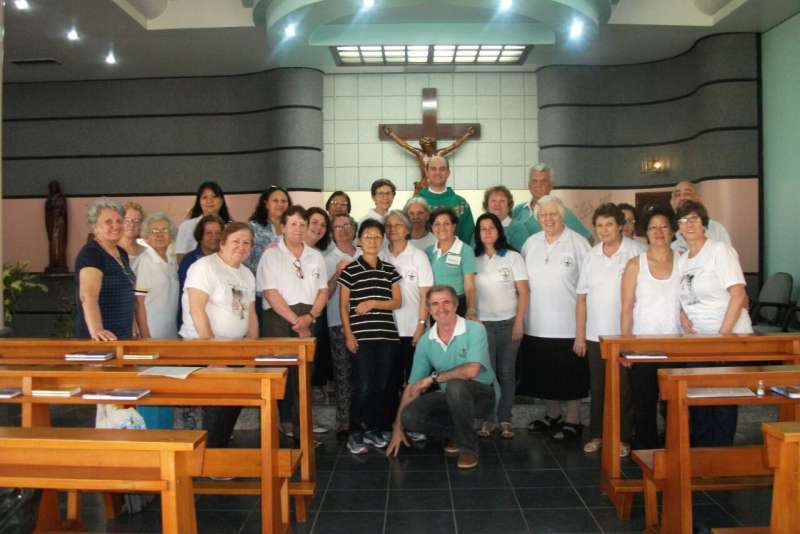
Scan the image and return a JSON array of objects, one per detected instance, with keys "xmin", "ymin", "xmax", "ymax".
[{"xmin": 519, "ymin": 195, "xmax": 592, "ymax": 441}]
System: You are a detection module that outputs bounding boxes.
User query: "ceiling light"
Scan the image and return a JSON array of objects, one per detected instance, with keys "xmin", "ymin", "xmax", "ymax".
[
  {"xmin": 332, "ymin": 44, "xmax": 530, "ymax": 65},
  {"xmin": 66, "ymin": 28, "xmax": 80, "ymax": 41},
  {"xmin": 105, "ymin": 50, "xmax": 117, "ymax": 65},
  {"xmin": 285, "ymin": 23, "xmax": 296, "ymax": 38},
  {"xmin": 362, "ymin": 0, "xmax": 375, "ymax": 8},
  {"xmin": 499, "ymin": 0, "xmax": 512, "ymax": 10},
  {"xmin": 569, "ymin": 18, "xmax": 584, "ymax": 40},
  {"xmin": 14, "ymin": 0, "xmax": 29, "ymax": 9}
]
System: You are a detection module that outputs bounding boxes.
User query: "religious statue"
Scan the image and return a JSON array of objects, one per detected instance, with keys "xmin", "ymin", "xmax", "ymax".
[
  {"xmin": 44, "ymin": 180, "xmax": 68, "ymax": 273},
  {"xmin": 382, "ymin": 125, "xmax": 477, "ymax": 194}
]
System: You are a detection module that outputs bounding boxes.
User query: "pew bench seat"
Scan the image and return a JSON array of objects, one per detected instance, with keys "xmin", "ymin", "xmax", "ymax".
[{"xmin": 0, "ymin": 426, "xmax": 206, "ymax": 534}]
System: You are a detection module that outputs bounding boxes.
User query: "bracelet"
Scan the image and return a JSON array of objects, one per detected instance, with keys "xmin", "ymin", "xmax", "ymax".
[
  {"xmin": 308, "ymin": 313, "xmax": 317, "ymax": 325},
  {"xmin": 418, "ymin": 319, "xmax": 427, "ymax": 325}
]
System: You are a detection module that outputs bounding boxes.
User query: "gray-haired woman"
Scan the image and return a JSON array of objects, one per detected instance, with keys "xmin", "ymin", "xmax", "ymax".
[
  {"xmin": 134, "ymin": 213, "xmax": 179, "ymax": 339},
  {"xmin": 75, "ymin": 198, "xmax": 141, "ymax": 340},
  {"xmin": 405, "ymin": 196, "xmax": 436, "ymax": 251}
]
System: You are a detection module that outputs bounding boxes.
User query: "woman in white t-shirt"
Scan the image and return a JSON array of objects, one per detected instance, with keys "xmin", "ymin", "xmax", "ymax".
[
  {"xmin": 521, "ymin": 195, "xmax": 591, "ymax": 441},
  {"xmin": 404, "ymin": 196, "xmax": 436, "ymax": 252},
  {"xmin": 621, "ymin": 205, "xmax": 682, "ymax": 450},
  {"xmin": 575, "ymin": 204, "xmax": 640, "ymax": 455},
  {"xmin": 380, "ymin": 209, "xmax": 434, "ymax": 436},
  {"xmin": 474, "ymin": 213, "xmax": 528, "ymax": 439},
  {"xmin": 179, "ymin": 222, "xmax": 257, "ymax": 448},
  {"xmin": 134, "ymin": 213, "xmax": 179, "ymax": 339},
  {"xmin": 676, "ymin": 200, "xmax": 752, "ymax": 447},
  {"xmin": 174, "ymin": 181, "xmax": 232, "ymax": 262}
]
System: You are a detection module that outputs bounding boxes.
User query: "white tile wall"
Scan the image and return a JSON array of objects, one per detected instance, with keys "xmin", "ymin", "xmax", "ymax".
[{"xmin": 322, "ymin": 72, "xmax": 539, "ymax": 198}]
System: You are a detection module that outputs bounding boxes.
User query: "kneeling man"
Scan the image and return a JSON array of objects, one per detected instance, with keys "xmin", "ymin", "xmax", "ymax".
[{"xmin": 386, "ymin": 284, "xmax": 499, "ymax": 469}]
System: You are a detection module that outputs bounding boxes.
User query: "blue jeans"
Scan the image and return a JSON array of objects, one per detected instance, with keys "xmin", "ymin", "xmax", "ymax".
[
  {"xmin": 350, "ymin": 341, "xmax": 397, "ymax": 432},
  {"xmin": 483, "ymin": 318, "xmax": 520, "ymax": 423},
  {"xmin": 401, "ymin": 379, "xmax": 494, "ymax": 454}
]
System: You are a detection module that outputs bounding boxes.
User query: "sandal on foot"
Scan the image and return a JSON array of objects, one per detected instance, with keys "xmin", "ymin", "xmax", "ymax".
[
  {"xmin": 552, "ymin": 423, "xmax": 582, "ymax": 441},
  {"xmin": 477, "ymin": 421, "xmax": 495, "ymax": 438},
  {"xmin": 528, "ymin": 415, "xmax": 563, "ymax": 433},
  {"xmin": 583, "ymin": 438, "xmax": 602, "ymax": 453},
  {"xmin": 499, "ymin": 422, "xmax": 514, "ymax": 439}
]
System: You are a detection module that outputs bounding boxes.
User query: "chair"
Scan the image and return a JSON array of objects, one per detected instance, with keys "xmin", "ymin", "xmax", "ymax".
[
  {"xmin": 781, "ymin": 305, "xmax": 800, "ymax": 332},
  {"xmin": 750, "ymin": 272, "xmax": 794, "ymax": 333}
]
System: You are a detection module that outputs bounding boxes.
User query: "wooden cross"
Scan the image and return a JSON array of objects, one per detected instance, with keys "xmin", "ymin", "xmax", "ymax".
[{"xmin": 378, "ymin": 88, "xmax": 481, "ymax": 145}]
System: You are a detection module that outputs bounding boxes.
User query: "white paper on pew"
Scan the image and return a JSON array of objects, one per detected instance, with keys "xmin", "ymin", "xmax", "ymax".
[
  {"xmin": 138, "ymin": 366, "xmax": 202, "ymax": 380},
  {"xmin": 687, "ymin": 387, "xmax": 755, "ymax": 398}
]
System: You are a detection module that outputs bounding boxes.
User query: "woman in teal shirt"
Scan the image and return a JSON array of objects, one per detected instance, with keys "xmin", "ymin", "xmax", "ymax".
[{"xmin": 426, "ymin": 207, "xmax": 477, "ymax": 320}]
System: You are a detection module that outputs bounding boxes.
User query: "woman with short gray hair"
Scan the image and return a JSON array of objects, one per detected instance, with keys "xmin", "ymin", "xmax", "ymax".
[
  {"xmin": 75, "ymin": 198, "xmax": 141, "ymax": 340},
  {"xmin": 404, "ymin": 196, "xmax": 436, "ymax": 251},
  {"xmin": 134, "ymin": 212, "xmax": 179, "ymax": 339}
]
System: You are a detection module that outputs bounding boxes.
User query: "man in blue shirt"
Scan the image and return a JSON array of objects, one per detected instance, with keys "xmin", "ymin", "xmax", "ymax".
[
  {"xmin": 511, "ymin": 163, "xmax": 592, "ymax": 241},
  {"xmin": 386, "ymin": 285, "xmax": 499, "ymax": 469}
]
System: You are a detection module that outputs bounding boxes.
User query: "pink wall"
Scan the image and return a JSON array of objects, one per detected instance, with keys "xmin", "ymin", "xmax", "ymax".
[{"xmin": 2, "ymin": 191, "xmax": 324, "ymax": 272}]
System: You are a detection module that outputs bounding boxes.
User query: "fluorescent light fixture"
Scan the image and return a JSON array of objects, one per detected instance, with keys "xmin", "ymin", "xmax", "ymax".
[
  {"xmin": 332, "ymin": 44, "xmax": 530, "ymax": 65},
  {"xmin": 105, "ymin": 50, "xmax": 117, "ymax": 65},
  {"xmin": 363, "ymin": 0, "xmax": 375, "ymax": 8},
  {"xmin": 66, "ymin": 27, "xmax": 80, "ymax": 41},
  {"xmin": 285, "ymin": 23, "xmax": 296, "ymax": 38},
  {"xmin": 14, "ymin": 0, "xmax": 29, "ymax": 9},
  {"xmin": 569, "ymin": 18, "xmax": 584, "ymax": 40},
  {"xmin": 499, "ymin": 0, "xmax": 512, "ymax": 10}
]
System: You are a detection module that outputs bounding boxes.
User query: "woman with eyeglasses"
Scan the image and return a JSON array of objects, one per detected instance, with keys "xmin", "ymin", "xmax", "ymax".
[
  {"xmin": 257, "ymin": 205, "xmax": 329, "ymax": 437},
  {"xmin": 118, "ymin": 201, "xmax": 146, "ymax": 269},
  {"xmin": 360, "ymin": 179, "xmax": 396, "ymax": 225},
  {"xmin": 325, "ymin": 214, "xmax": 361, "ymax": 436},
  {"xmin": 175, "ymin": 181, "xmax": 232, "ymax": 263},
  {"xmin": 426, "ymin": 207, "xmax": 477, "ymax": 319},
  {"xmin": 339, "ymin": 219, "xmax": 402, "ymax": 455},
  {"xmin": 75, "ymin": 198, "xmax": 143, "ymax": 341},
  {"xmin": 482, "ymin": 186, "xmax": 530, "ymax": 251},
  {"xmin": 326, "ymin": 191, "xmax": 352, "ymax": 219},
  {"xmin": 676, "ymin": 200, "xmax": 752, "ymax": 447},
  {"xmin": 179, "ymin": 222, "xmax": 258, "ymax": 447},
  {"xmin": 620, "ymin": 205, "xmax": 682, "ymax": 450}
]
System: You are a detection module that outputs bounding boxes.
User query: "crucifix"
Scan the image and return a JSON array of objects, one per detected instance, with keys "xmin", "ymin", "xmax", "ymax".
[{"xmin": 380, "ymin": 88, "xmax": 480, "ymax": 194}]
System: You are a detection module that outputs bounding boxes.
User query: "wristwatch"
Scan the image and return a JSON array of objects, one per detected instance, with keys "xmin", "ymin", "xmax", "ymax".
[
  {"xmin": 308, "ymin": 313, "xmax": 317, "ymax": 325},
  {"xmin": 430, "ymin": 371, "xmax": 440, "ymax": 385}
]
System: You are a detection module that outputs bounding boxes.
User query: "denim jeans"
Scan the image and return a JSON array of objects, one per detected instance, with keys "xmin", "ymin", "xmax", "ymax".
[
  {"xmin": 350, "ymin": 340, "xmax": 397, "ymax": 432},
  {"xmin": 401, "ymin": 379, "xmax": 494, "ymax": 454},
  {"xmin": 483, "ymin": 318, "xmax": 520, "ymax": 423}
]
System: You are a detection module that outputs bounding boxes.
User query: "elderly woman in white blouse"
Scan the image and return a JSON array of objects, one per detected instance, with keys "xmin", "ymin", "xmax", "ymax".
[
  {"xmin": 574, "ymin": 203, "xmax": 640, "ymax": 455},
  {"xmin": 404, "ymin": 196, "xmax": 436, "ymax": 251},
  {"xmin": 520, "ymin": 195, "xmax": 591, "ymax": 441},
  {"xmin": 134, "ymin": 213, "xmax": 179, "ymax": 339}
]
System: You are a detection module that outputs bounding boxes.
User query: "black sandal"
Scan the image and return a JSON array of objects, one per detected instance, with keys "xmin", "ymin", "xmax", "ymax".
[
  {"xmin": 528, "ymin": 415, "xmax": 563, "ymax": 432},
  {"xmin": 551, "ymin": 423, "xmax": 582, "ymax": 441}
]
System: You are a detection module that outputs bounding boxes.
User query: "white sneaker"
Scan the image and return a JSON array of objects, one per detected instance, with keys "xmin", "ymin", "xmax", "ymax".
[
  {"xmin": 347, "ymin": 433, "xmax": 368, "ymax": 455},
  {"xmin": 363, "ymin": 430, "xmax": 388, "ymax": 449},
  {"xmin": 583, "ymin": 438, "xmax": 602, "ymax": 453},
  {"xmin": 406, "ymin": 431, "xmax": 427, "ymax": 442},
  {"xmin": 313, "ymin": 425, "xmax": 329, "ymax": 434}
]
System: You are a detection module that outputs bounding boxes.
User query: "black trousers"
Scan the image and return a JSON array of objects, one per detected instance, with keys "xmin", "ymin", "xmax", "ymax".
[{"xmin": 350, "ymin": 341, "xmax": 397, "ymax": 432}]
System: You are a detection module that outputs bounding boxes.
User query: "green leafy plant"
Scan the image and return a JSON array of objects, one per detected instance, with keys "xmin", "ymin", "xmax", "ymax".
[{"xmin": 3, "ymin": 262, "xmax": 48, "ymax": 324}]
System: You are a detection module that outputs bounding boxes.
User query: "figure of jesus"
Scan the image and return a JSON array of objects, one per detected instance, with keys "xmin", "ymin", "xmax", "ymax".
[{"xmin": 382, "ymin": 126, "xmax": 477, "ymax": 194}]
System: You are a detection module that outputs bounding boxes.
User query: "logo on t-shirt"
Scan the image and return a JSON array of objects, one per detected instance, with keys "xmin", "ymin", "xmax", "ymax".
[
  {"xmin": 560, "ymin": 255, "xmax": 574, "ymax": 268},
  {"xmin": 498, "ymin": 267, "xmax": 512, "ymax": 282},
  {"xmin": 231, "ymin": 286, "xmax": 245, "ymax": 319},
  {"xmin": 680, "ymin": 273, "xmax": 700, "ymax": 306},
  {"xmin": 310, "ymin": 266, "xmax": 321, "ymax": 280},
  {"xmin": 405, "ymin": 269, "xmax": 418, "ymax": 283}
]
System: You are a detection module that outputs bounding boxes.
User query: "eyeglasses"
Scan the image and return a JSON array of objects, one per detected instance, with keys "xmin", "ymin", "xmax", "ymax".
[
  {"xmin": 123, "ymin": 218, "xmax": 142, "ymax": 225},
  {"xmin": 374, "ymin": 191, "xmax": 395, "ymax": 197},
  {"xmin": 385, "ymin": 223, "xmax": 406, "ymax": 229},
  {"xmin": 333, "ymin": 224, "xmax": 354, "ymax": 231},
  {"xmin": 360, "ymin": 235, "xmax": 383, "ymax": 241},
  {"xmin": 292, "ymin": 259, "xmax": 304, "ymax": 279},
  {"xmin": 149, "ymin": 228, "xmax": 170, "ymax": 234},
  {"xmin": 329, "ymin": 201, "xmax": 349, "ymax": 207},
  {"xmin": 677, "ymin": 215, "xmax": 702, "ymax": 225}
]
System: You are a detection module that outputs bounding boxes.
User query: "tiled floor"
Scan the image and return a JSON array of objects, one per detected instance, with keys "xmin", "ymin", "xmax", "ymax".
[{"xmin": 73, "ymin": 430, "xmax": 771, "ymax": 534}]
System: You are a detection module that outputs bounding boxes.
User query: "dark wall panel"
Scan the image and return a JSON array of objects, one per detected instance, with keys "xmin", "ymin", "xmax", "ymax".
[
  {"xmin": 537, "ymin": 33, "xmax": 759, "ymax": 188},
  {"xmin": 3, "ymin": 68, "xmax": 323, "ymax": 196}
]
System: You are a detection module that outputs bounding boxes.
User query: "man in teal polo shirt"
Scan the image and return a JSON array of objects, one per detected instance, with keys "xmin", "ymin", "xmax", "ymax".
[
  {"xmin": 386, "ymin": 285, "xmax": 499, "ymax": 469},
  {"xmin": 511, "ymin": 163, "xmax": 592, "ymax": 241}
]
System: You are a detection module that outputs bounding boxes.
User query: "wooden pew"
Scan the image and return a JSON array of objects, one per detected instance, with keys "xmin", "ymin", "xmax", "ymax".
[
  {"xmin": 599, "ymin": 334, "xmax": 800, "ymax": 519},
  {"xmin": 632, "ymin": 446, "xmax": 771, "ymax": 533},
  {"xmin": 0, "ymin": 426, "xmax": 205, "ymax": 534},
  {"xmin": 657, "ymin": 364, "xmax": 800, "ymax": 534},
  {"xmin": 0, "ymin": 337, "xmax": 318, "ymax": 521},
  {"xmin": 0, "ymin": 364, "xmax": 290, "ymax": 534},
  {"xmin": 762, "ymin": 421, "xmax": 800, "ymax": 533}
]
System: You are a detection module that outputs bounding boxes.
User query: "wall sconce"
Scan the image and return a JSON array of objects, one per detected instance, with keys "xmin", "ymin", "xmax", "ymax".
[{"xmin": 641, "ymin": 158, "xmax": 668, "ymax": 173}]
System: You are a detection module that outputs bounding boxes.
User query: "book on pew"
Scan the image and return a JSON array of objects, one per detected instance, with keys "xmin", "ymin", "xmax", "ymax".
[
  {"xmin": 123, "ymin": 353, "xmax": 159, "ymax": 360},
  {"xmin": 82, "ymin": 388, "xmax": 151, "ymax": 401},
  {"xmin": 770, "ymin": 385, "xmax": 800, "ymax": 399},
  {"xmin": 254, "ymin": 355, "xmax": 298, "ymax": 363},
  {"xmin": 65, "ymin": 351, "xmax": 115, "ymax": 361},
  {"xmin": 687, "ymin": 387, "xmax": 755, "ymax": 398},
  {"xmin": 32, "ymin": 387, "xmax": 82, "ymax": 397},
  {"xmin": 0, "ymin": 388, "xmax": 22, "ymax": 399},
  {"xmin": 621, "ymin": 351, "xmax": 669, "ymax": 360}
]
